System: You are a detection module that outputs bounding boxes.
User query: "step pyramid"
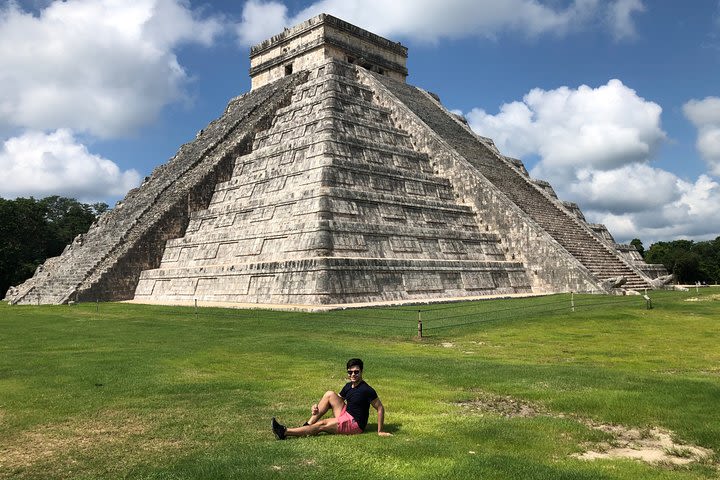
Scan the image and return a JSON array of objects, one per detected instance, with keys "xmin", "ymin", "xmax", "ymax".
[{"xmin": 6, "ymin": 14, "xmax": 664, "ymax": 307}]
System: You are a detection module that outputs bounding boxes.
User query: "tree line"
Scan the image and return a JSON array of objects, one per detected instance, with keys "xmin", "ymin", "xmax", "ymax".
[
  {"xmin": 632, "ymin": 237, "xmax": 720, "ymax": 285},
  {"xmin": 0, "ymin": 196, "xmax": 107, "ymax": 298}
]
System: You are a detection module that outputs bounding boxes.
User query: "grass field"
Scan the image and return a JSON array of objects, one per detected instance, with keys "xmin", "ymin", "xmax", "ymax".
[{"xmin": 1, "ymin": 288, "xmax": 719, "ymax": 479}]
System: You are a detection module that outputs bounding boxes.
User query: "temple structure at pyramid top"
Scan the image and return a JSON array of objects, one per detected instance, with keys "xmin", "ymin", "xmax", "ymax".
[
  {"xmin": 5, "ymin": 14, "xmax": 668, "ymax": 308},
  {"xmin": 249, "ymin": 14, "xmax": 408, "ymax": 90}
]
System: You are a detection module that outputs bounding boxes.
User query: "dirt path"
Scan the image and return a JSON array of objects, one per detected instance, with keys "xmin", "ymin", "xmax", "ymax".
[{"xmin": 456, "ymin": 393, "xmax": 715, "ymax": 467}]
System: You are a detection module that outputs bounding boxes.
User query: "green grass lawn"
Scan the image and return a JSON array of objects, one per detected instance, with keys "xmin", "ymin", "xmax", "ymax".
[{"xmin": 1, "ymin": 289, "xmax": 719, "ymax": 479}]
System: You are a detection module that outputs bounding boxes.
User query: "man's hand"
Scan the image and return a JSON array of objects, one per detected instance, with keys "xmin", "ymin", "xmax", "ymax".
[
  {"xmin": 378, "ymin": 431, "xmax": 393, "ymax": 437},
  {"xmin": 311, "ymin": 404, "xmax": 319, "ymax": 416}
]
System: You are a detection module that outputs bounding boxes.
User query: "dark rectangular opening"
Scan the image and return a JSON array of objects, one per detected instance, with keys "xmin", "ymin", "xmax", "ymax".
[{"xmin": 284, "ymin": 64, "xmax": 293, "ymax": 75}]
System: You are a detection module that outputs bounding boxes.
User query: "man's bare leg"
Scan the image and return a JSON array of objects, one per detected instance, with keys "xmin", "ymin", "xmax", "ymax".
[
  {"xmin": 272, "ymin": 391, "xmax": 345, "ymax": 440},
  {"xmin": 306, "ymin": 390, "xmax": 345, "ymax": 425},
  {"xmin": 285, "ymin": 417, "xmax": 339, "ymax": 437}
]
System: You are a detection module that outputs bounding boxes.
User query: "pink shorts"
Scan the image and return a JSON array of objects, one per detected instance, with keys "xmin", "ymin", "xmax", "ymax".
[{"xmin": 336, "ymin": 407, "xmax": 362, "ymax": 435}]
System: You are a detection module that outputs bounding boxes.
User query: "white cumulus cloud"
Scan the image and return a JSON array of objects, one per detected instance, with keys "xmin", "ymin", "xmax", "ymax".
[
  {"xmin": 466, "ymin": 79, "xmax": 665, "ymax": 184},
  {"xmin": 0, "ymin": 130, "xmax": 141, "ymax": 203},
  {"xmin": 570, "ymin": 164, "xmax": 678, "ymax": 214},
  {"xmin": 684, "ymin": 96, "xmax": 720, "ymax": 176},
  {"xmin": 235, "ymin": 0, "xmax": 645, "ymax": 46},
  {"xmin": 597, "ymin": 175, "xmax": 720, "ymax": 242},
  {"xmin": 0, "ymin": 0, "xmax": 223, "ymax": 138},
  {"xmin": 462, "ymin": 80, "xmax": 720, "ymax": 243},
  {"xmin": 236, "ymin": 0, "xmax": 289, "ymax": 46},
  {"xmin": 607, "ymin": 0, "xmax": 645, "ymax": 41}
]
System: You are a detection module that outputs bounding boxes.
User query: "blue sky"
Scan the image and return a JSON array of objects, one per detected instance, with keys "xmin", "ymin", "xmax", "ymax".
[{"xmin": 1, "ymin": 0, "xmax": 719, "ymax": 245}]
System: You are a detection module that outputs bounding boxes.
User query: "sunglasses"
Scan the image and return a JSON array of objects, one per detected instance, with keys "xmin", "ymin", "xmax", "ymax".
[{"xmin": 347, "ymin": 370, "xmax": 362, "ymax": 376}]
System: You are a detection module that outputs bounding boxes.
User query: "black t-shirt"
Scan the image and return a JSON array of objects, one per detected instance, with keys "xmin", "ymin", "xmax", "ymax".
[{"xmin": 340, "ymin": 381, "xmax": 378, "ymax": 431}]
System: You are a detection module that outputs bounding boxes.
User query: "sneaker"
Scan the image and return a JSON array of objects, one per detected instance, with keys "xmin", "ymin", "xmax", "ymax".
[{"xmin": 271, "ymin": 417, "xmax": 286, "ymax": 440}]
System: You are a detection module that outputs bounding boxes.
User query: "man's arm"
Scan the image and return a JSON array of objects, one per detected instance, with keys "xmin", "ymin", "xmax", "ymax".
[{"xmin": 371, "ymin": 397, "xmax": 392, "ymax": 436}]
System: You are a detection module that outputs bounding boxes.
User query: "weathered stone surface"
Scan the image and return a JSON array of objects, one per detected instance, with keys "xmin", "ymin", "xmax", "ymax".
[
  {"xmin": 650, "ymin": 274, "xmax": 675, "ymax": 288},
  {"xmin": 600, "ymin": 276, "xmax": 627, "ymax": 290},
  {"xmin": 135, "ymin": 60, "xmax": 532, "ymax": 304},
  {"xmin": 614, "ymin": 242, "xmax": 668, "ymax": 280},
  {"xmin": 250, "ymin": 14, "xmax": 407, "ymax": 90}
]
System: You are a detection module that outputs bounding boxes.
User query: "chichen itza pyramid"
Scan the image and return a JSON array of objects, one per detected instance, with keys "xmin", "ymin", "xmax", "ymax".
[{"xmin": 5, "ymin": 14, "xmax": 667, "ymax": 308}]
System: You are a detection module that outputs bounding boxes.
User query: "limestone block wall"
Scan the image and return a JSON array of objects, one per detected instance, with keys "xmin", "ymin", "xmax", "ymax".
[
  {"xmin": 251, "ymin": 46, "xmax": 326, "ymax": 90},
  {"xmin": 137, "ymin": 257, "xmax": 529, "ymax": 305},
  {"xmin": 136, "ymin": 59, "xmax": 531, "ymax": 305},
  {"xmin": 250, "ymin": 14, "xmax": 407, "ymax": 90},
  {"xmin": 532, "ymin": 180, "xmax": 558, "ymax": 199},
  {"xmin": 588, "ymin": 223, "xmax": 615, "ymax": 242},
  {"xmin": 563, "ymin": 202, "xmax": 587, "ymax": 222}
]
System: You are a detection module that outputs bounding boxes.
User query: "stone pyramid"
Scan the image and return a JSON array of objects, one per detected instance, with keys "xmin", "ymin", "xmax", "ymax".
[{"xmin": 6, "ymin": 14, "xmax": 665, "ymax": 308}]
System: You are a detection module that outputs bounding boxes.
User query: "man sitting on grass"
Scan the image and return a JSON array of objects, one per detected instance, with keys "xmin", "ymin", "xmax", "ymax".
[{"xmin": 271, "ymin": 358, "xmax": 392, "ymax": 439}]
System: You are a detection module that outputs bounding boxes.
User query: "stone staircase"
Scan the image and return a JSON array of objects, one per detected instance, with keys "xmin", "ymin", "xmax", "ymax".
[
  {"xmin": 7, "ymin": 74, "xmax": 304, "ymax": 305},
  {"xmin": 375, "ymin": 75, "xmax": 651, "ymax": 291}
]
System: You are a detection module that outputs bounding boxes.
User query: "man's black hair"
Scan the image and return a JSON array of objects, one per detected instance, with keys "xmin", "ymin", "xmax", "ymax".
[{"xmin": 346, "ymin": 358, "xmax": 364, "ymax": 370}]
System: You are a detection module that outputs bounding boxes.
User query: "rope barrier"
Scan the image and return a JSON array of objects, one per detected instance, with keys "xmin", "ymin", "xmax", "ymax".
[{"xmin": 66, "ymin": 291, "xmax": 654, "ymax": 337}]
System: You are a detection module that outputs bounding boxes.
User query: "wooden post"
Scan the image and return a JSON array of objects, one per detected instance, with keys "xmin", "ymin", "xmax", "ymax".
[
  {"xmin": 417, "ymin": 310, "xmax": 423, "ymax": 339},
  {"xmin": 571, "ymin": 292, "xmax": 575, "ymax": 313},
  {"xmin": 194, "ymin": 299, "xmax": 198, "ymax": 320}
]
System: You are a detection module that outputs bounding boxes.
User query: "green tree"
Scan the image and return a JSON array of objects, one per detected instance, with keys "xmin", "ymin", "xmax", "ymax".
[
  {"xmin": 645, "ymin": 238, "xmax": 720, "ymax": 284},
  {"xmin": 1, "ymin": 196, "xmax": 106, "ymax": 297},
  {"xmin": 92, "ymin": 202, "xmax": 110, "ymax": 215},
  {"xmin": 673, "ymin": 251, "xmax": 702, "ymax": 283},
  {"xmin": 40, "ymin": 196, "xmax": 98, "ymax": 257},
  {"xmin": 630, "ymin": 238, "xmax": 644, "ymax": 257},
  {"xmin": 645, "ymin": 241, "xmax": 673, "ymax": 267},
  {"xmin": 693, "ymin": 236, "xmax": 720, "ymax": 284},
  {"xmin": 0, "ymin": 198, "xmax": 50, "ymax": 297}
]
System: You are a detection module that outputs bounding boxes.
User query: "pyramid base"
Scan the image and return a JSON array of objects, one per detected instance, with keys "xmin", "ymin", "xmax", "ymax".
[
  {"xmin": 134, "ymin": 257, "xmax": 532, "ymax": 306},
  {"xmin": 124, "ymin": 291, "xmax": 550, "ymax": 312}
]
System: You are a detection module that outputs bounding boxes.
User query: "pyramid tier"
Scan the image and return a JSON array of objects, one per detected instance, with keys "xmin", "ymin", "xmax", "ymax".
[{"xmin": 135, "ymin": 257, "xmax": 531, "ymax": 305}]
